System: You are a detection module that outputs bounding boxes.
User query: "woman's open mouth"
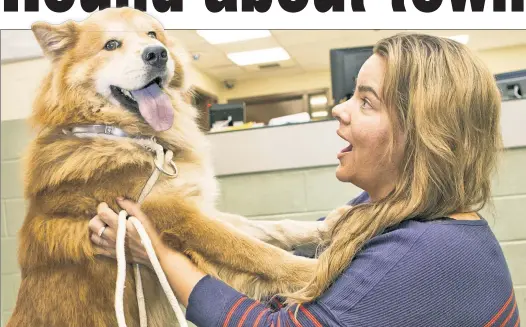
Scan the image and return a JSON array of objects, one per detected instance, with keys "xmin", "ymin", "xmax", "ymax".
[
  {"xmin": 336, "ymin": 130, "xmax": 353, "ymax": 159},
  {"xmin": 340, "ymin": 143, "xmax": 353, "ymax": 153},
  {"xmin": 337, "ymin": 142, "xmax": 353, "ymax": 159}
]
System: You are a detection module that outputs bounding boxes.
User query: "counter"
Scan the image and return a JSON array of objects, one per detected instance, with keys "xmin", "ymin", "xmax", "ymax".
[{"xmin": 206, "ymin": 98, "xmax": 526, "ymax": 176}]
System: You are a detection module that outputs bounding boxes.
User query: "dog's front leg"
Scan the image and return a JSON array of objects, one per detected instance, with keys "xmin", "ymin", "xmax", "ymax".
[
  {"xmin": 215, "ymin": 212, "xmax": 328, "ymax": 251},
  {"xmin": 141, "ymin": 194, "xmax": 317, "ymax": 292},
  {"xmin": 215, "ymin": 205, "xmax": 352, "ymax": 251}
]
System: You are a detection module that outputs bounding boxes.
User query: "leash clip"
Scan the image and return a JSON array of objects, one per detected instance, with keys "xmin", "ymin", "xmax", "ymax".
[{"xmin": 154, "ymin": 159, "xmax": 178, "ymax": 178}]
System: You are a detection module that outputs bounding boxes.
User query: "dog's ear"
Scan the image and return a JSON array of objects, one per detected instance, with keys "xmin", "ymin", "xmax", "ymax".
[{"xmin": 31, "ymin": 21, "xmax": 78, "ymax": 61}]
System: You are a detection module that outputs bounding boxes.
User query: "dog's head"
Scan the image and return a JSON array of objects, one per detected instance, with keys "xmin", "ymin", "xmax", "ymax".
[{"xmin": 31, "ymin": 7, "xmax": 190, "ymax": 133}]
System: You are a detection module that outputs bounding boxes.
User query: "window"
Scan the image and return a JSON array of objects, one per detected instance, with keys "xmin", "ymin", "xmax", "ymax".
[{"xmin": 228, "ymin": 88, "xmax": 331, "ymax": 125}]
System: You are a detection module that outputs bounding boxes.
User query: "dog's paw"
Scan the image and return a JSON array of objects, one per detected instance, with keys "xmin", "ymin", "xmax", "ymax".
[
  {"xmin": 326, "ymin": 205, "xmax": 352, "ymax": 223},
  {"xmin": 320, "ymin": 205, "xmax": 352, "ymax": 235}
]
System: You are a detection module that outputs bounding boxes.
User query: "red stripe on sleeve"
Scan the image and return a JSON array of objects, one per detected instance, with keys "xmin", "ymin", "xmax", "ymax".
[
  {"xmin": 223, "ymin": 297, "xmax": 247, "ymax": 327},
  {"xmin": 237, "ymin": 302, "xmax": 259, "ymax": 327},
  {"xmin": 484, "ymin": 290, "xmax": 514, "ymax": 327},
  {"xmin": 288, "ymin": 310, "xmax": 303, "ymax": 327},
  {"xmin": 299, "ymin": 306, "xmax": 322, "ymax": 327},
  {"xmin": 252, "ymin": 309, "xmax": 268, "ymax": 327},
  {"xmin": 499, "ymin": 299, "xmax": 517, "ymax": 327}
]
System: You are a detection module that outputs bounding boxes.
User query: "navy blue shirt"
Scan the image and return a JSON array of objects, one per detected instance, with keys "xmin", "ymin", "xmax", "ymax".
[{"xmin": 186, "ymin": 192, "xmax": 520, "ymax": 326}]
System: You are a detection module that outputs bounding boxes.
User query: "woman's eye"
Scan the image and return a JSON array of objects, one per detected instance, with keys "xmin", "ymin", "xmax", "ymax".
[
  {"xmin": 104, "ymin": 40, "xmax": 121, "ymax": 51},
  {"xmin": 147, "ymin": 31, "xmax": 157, "ymax": 39},
  {"xmin": 360, "ymin": 99, "xmax": 372, "ymax": 109}
]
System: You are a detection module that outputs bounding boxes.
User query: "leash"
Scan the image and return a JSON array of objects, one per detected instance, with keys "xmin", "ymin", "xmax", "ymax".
[{"xmin": 63, "ymin": 125, "xmax": 188, "ymax": 327}]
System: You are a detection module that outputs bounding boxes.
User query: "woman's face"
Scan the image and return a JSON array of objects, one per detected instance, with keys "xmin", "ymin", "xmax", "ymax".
[{"xmin": 332, "ymin": 54, "xmax": 405, "ymax": 201}]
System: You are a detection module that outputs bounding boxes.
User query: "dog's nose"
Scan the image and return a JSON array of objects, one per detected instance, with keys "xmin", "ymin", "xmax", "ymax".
[{"xmin": 142, "ymin": 46, "xmax": 168, "ymax": 68}]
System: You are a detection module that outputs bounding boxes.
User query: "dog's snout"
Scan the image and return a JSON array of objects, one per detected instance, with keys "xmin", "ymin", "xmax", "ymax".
[{"xmin": 142, "ymin": 46, "xmax": 168, "ymax": 68}]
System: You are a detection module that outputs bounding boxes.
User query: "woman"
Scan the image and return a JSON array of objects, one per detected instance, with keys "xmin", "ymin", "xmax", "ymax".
[{"xmin": 89, "ymin": 34, "xmax": 520, "ymax": 326}]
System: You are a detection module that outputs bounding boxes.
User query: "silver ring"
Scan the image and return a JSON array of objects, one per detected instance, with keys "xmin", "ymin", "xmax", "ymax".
[
  {"xmin": 154, "ymin": 160, "xmax": 178, "ymax": 177},
  {"xmin": 98, "ymin": 226, "xmax": 107, "ymax": 238}
]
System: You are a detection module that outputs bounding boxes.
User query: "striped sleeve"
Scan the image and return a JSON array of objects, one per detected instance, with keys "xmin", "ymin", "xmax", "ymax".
[
  {"xmin": 186, "ymin": 275, "xmax": 339, "ymax": 327},
  {"xmin": 482, "ymin": 289, "xmax": 520, "ymax": 327}
]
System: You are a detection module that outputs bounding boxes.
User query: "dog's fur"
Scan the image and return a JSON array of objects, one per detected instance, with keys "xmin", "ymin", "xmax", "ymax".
[{"xmin": 6, "ymin": 8, "xmax": 350, "ymax": 327}]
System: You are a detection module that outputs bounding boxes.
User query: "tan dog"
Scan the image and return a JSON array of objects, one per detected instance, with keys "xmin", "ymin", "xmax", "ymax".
[{"xmin": 7, "ymin": 8, "xmax": 349, "ymax": 327}]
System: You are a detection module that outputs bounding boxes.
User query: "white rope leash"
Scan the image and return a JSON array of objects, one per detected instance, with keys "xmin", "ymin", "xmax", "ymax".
[
  {"xmin": 130, "ymin": 216, "xmax": 188, "ymax": 325},
  {"xmin": 114, "ymin": 144, "xmax": 188, "ymax": 327}
]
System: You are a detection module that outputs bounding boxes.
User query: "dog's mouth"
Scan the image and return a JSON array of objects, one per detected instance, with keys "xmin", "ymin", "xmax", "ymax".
[{"xmin": 110, "ymin": 77, "xmax": 174, "ymax": 132}]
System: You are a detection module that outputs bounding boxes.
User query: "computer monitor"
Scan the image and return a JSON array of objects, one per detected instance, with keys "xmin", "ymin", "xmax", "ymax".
[
  {"xmin": 330, "ymin": 46, "xmax": 374, "ymax": 104},
  {"xmin": 209, "ymin": 103, "xmax": 246, "ymax": 129},
  {"xmin": 495, "ymin": 69, "xmax": 526, "ymax": 101}
]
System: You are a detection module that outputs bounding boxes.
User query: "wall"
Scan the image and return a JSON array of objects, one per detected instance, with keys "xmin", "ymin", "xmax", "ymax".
[
  {"xmin": 1, "ymin": 116, "xmax": 526, "ymax": 325},
  {"xmin": 219, "ymin": 71, "xmax": 332, "ymax": 103},
  {"xmin": 478, "ymin": 44, "xmax": 526, "ymax": 76},
  {"xmin": 1, "ymin": 119, "xmax": 29, "ymax": 326}
]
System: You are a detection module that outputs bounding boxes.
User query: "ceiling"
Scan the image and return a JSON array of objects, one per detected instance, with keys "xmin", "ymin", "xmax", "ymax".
[
  {"xmin": 3, "ymin": 30, "xmax": 526, "ymax": 82},
  {"xmin": 168, "ymin": 30, "xmax": 526, "ymax": 81}
]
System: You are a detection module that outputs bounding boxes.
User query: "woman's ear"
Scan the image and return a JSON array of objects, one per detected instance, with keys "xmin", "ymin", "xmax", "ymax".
[{"xmin": 31, "ymin": 20, "xmax": 78, "ymax": 62}]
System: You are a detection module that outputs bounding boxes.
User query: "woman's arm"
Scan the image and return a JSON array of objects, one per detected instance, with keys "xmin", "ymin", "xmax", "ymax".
[
  {"xmin": 156, "ymin": 246, "xmax": 206, "ymax": 307},
  {"xmin": 89, "ymin": 199, "xmax": 338, "ymax": 326},
  {"xmin": 185, "ymin": 274, "xmax": 336, "ymax": 327}
]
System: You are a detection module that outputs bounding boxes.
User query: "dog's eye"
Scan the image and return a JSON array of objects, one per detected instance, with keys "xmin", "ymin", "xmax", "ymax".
[
  {"xmin": 104, "ymin": 40, "xmax": 121, "ymax": 51},
  {"xmin": 147, "ymin": 31, "xmax": 157, "ymax": 39}
]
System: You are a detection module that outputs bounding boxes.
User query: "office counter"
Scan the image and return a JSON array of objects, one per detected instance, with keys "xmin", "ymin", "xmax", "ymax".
[{"xmin": 207, "ymin": 98, "xmax": 526, "ymax": 177}]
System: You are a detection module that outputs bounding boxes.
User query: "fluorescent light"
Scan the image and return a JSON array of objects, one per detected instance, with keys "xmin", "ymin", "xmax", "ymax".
[
  {"xmin": 310, "ymin": 94, "xmax": 328, "ymax": 107},
  {"xmin": 227, "ymin": 47, "xmax": 290, "ymax": 66},
  {"xmin": 446, "ymin": 34, "xmax": 469, "ymax": 44},
  {"xmin": 196, "ymin": 30, "xmax": 271, "ymax": 45},
  {"xmin": 311, "ymin": 111, "xmax": 329, "ymax": 118}
]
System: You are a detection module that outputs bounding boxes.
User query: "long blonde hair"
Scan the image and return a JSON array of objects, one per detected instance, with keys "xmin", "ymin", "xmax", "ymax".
[{"xmin": 286, "ymin": 33, "xmax": 503, "ymax": 303}]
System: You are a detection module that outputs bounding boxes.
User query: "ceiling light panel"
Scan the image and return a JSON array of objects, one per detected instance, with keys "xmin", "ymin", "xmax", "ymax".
[
  {"xmin": 227, "ymin": 47, "xmax": 291, "ymax": 66},
  {"xmin": 196, "ymin": 30, "xmax": 271, "ymax": 44}
]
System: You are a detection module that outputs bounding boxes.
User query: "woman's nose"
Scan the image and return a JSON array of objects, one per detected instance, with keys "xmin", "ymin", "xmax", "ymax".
[{"xmin": 332, "ymin": 103, "xmax": 350, "ymax": 124}]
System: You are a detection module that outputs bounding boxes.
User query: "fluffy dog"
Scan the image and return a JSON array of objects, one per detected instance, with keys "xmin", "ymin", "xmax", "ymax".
[{"xmin": 7, "ymin": 8, "xmax": 347, "ymax": 327}]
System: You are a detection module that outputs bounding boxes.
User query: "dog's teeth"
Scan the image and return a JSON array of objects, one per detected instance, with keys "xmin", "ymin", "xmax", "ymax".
[{"xmin": 121, "ymin": 89, "xmax": 135, "ymax": 100}]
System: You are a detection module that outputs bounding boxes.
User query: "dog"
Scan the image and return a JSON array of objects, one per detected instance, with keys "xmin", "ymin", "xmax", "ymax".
[{"xmin": 7, "ymin": 8, "xmax": 348, "ymax": 327}]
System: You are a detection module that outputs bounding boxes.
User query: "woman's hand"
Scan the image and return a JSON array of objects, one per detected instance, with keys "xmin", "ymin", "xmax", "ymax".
[
  {"xmin": 88, "ymin": 198, "xmax": 167, "ymax": 268},
  {"xmin": 89, "ymin": 198, "xmax": 207, "ymax": 307}
]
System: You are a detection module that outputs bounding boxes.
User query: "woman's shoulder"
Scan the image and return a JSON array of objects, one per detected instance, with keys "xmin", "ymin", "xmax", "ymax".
[
  {"xmin": 364, "ymin": 217, "xmax": 507, "ymax": 281},
  {"xmin": 380, "ymin": 216, "xmax": 505, "ymax": 271}
]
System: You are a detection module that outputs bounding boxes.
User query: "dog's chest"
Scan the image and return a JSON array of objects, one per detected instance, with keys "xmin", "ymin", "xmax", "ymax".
[{"xmin": 149, "ymin": 160, "xmax": 218, "ymax": 210}]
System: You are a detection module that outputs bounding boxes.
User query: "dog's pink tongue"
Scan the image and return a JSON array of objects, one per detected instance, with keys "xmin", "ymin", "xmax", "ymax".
[{"xmin": 130, "ymin": 83, "xmax": 174, "ymax": 132}]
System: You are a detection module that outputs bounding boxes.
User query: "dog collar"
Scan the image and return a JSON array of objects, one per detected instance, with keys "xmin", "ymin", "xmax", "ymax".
[
  {"xmin": 62, "ymin": 124, "xmax": 136, "ymax": 138},
  {"xmin": 61, "ymin": 124, "xmax": 178, "ymax": 178}
]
